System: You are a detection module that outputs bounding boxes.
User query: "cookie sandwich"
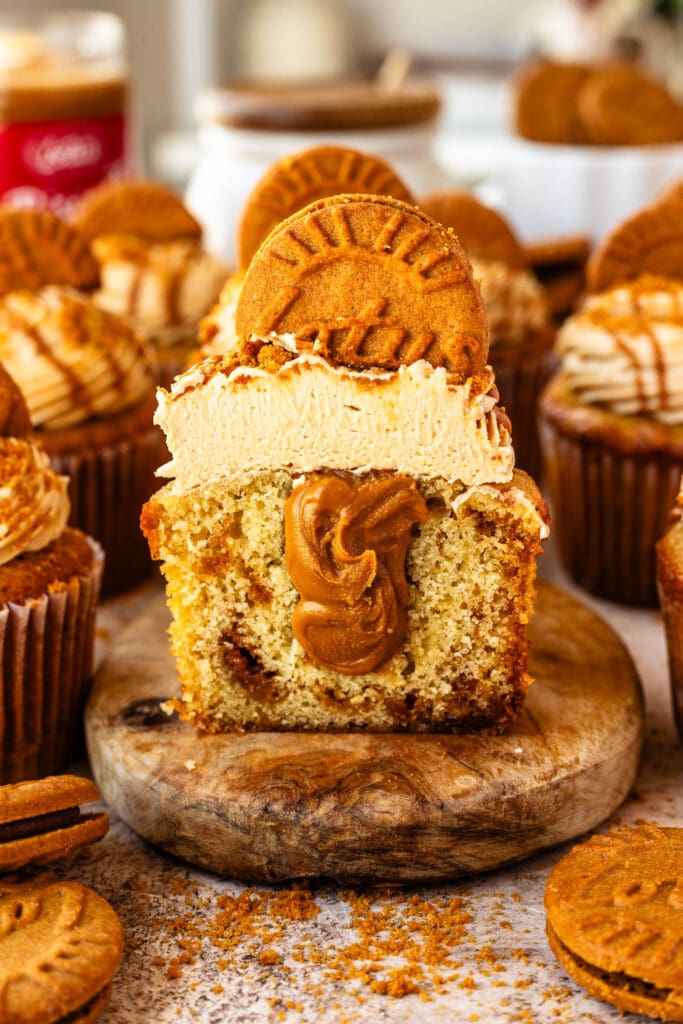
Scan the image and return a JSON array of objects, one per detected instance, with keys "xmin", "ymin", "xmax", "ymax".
[
  {"xmin": 0, "ymin": 776, "xmax": 108, "ymax": 873},
  {"xmin": 546, "ymin": 825, "xmax": 683, "ymax": 1021},
  {"xmin": 142, "ymin": 194, "xmax": 549, "ymax": 733},
  {"xmin": 0, "ymin": 871, "xmax": 123, "ymax": 1024}
]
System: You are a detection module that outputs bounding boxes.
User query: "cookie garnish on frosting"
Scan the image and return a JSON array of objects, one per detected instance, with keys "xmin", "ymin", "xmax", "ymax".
[
  {"xmin": 0, "ymin": 210, "xmax": 98, "ymax": 296},
  {"xmin": 73, "ymin": 179, "xmax": 202, "ymax": 242},
  {"xmin": 587, "ymin": 199, "xmax": 683, "ymax": 293},
  {"xmin": 237, "ymin": 145, "xmax": 414, "ymax": 272},
  {"xmin": 235, "ymin": 193, "xmax": 489, "ymax": 383}
]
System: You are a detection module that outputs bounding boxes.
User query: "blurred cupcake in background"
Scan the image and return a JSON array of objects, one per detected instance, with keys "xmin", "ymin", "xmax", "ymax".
[
  {"xmin": 73, "ymin": 180, "xmax": 229, "ymax": 388},
  {"xmin": 524, "ymin": 234, "xmax": 591, "ymax": 322},
  {"xmin": 540, "ymin": 271, "xmax": 683, "ymax": 606},
  {"xmin": 657, "ymin": 495, "xmax": 683, "ymax": 742},
  {"xmin": 0, "ymin": 363, "xmax": 103, "ymax": 781},
  {"xmin": 0, "ymin": 208, "xmax": 163, "ymax": 595},
  {"xmin": 420, "ymin": 191, "xmax": 555, "ymax": 480}
]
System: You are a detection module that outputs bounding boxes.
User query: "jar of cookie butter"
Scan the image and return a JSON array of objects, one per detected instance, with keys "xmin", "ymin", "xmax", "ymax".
[
  {"xmin": 0, "ymin": 10, "xmax": 132, "ymax": 217},
  {"xmin": 187, "ymin": 77, "xmax": 448, "ymax": 263}
]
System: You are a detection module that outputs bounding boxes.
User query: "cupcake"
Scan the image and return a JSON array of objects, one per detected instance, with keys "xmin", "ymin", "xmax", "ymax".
[
  {"xmin": 420, "ymin": 191, "xmax": 555, "ymax": 480},
  {"xmin": 656, "ymin": 497, "xmax": 683, "ymax": 740},
  {"xmin": 72, "ymin": 180, "xmax": 229, "ymax": 387},
  {"xmin": 0, "ymin": 364, "xmax": 103, "ymax": 781},
  {"xmin": 0, "ymin": 285, "xmax": 161, "ymax": 596},
  {"xmin": 540, "ymin": 273, "xmax": 683, "ymax": 605},
  {"xmin": 143, "ymin": 194, "xmax": 549, "ymax": 734}
]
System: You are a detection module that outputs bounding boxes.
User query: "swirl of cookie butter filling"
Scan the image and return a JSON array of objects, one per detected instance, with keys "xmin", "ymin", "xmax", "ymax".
[
  {"xmin": 0, "ymin": 437, "xmax": 70, "ymax": 566},
  {"xmin": 93, "ymin": 234, "xmax": 229, "ymax": 346},
  {"xmin": 470, "ymin": 258, "xmax": 550, "ymax": 346},
  {"xmin": 284, "ymin": 473, "xmax": 428, "ymax": 675},
  {"xmin": 556, "ymin": 275, "xmax": 683, "ymax": 424},
  {"xmin": 0, "ymin": 287, "xmax": 157, "ymax": 431}
]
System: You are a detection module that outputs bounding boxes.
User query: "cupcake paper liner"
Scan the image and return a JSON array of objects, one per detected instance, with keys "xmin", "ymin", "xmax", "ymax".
[
  {"xmin": 657, "ymin": 581, "xmax": 683, "ymax": 741},
  {"xmin": 50, "ymin": 427, "xmax": 166, "ymax": 596},
  {"xmin": 492, "ymin": 346, "xmax": 555, "ymax": 482},
  {"xmin": 0, "ymin": 539, "xmax": 104, "ymax": 783},
  {"xmin": 540, "ymin": 416, "xmax": 683, "ymax": 606},
  {"xmin": 656, "ymin": 537, "xmax": 683, "ymax": 742}
]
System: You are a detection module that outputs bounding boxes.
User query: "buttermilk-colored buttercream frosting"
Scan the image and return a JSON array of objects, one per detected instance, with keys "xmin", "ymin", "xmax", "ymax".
[
  {"xmin": 93, "ymin": 234, "xmax": 229, "ymax": 347},
  {"xmin": 0, "ymin": 437, "xmax": 70, "ymax": 565},
  {"xmin": 156, "ymin": 343, "xmax": 516, "ymax": 490},
  {"xmin": 556, "ymin": 274, "xmax": 683, "ymax": 424},
  {"xmin": 470, "ymin": 258, "xmax": 550, "ymax": 346},
  {"xmin": 0, "ymin": 286, "xmax": 157, "ymax": 431}
]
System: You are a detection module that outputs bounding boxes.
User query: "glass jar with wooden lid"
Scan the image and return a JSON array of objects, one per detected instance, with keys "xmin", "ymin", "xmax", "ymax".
[{"xmin": 0, "ymin": 10, "xmax": 132, "ymax": 216}]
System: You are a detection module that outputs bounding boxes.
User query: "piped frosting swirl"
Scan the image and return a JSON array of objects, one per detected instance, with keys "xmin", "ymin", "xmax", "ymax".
[
  {"xmin": 0, "ymin": 437, "xmax": 70, "ymax": 565},
  {"xmin": 556, "ymin": 274, "xmax": 683, "ymax": 424},
  {"xmin": 0, "ymin": 287, "xmax": 157, "ymax": 430},
  {"xmin": 93, "ymin": 234, "xmax": 228, "ymax": 347}
]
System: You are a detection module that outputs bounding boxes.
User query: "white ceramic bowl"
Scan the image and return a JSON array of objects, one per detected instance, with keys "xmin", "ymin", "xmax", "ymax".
[{"xmin": 502, "ymin": 138, "xmax": 683, "ymax": 242}]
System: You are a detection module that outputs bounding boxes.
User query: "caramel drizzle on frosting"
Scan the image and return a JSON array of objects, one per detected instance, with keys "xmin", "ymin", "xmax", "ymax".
[
  {"xmin": 3, "ymin": 307, "xmax": 96, "ymax": 417},
  {"xmin": 284, "ymin": 473, "xmax": 428, "ymax": 675},
  {"xmin": 623, "ymin": 283, "xmax": 675, "ymax": 411},
  {"xmin": 127, "ymin": 265, "xmax": 185, "ymax": 327}
]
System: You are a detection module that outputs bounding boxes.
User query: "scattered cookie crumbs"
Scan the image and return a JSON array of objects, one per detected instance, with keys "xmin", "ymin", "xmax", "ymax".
[
  {"xmin": 112, "ymin": 862, "xmax": 592, "ymax": 1020},
  {"xmin": 184, "ymin": 759, "xmax": 197, "ymax": 771}
]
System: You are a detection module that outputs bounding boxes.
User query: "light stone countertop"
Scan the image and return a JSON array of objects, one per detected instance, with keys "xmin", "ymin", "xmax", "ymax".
[{"xmin": 62, "ymin": 541, "xmax": 682, "ymax": 1024}]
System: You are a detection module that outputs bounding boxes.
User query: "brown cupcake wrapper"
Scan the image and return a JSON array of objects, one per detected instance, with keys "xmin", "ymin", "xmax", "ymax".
[
  {"xmin": 656, "ymin": 572, "xmax": 683, "ymax": 742},
  {"xmin": 0, "ymin": 539, "xmax": 104, "ymax": 783},
  {"xmin": 50, "ymin": 428, "xmax": 166, "ymax": 596},
  {"xmin": 491, "ymin": 346, "xmax": 555, "ymax": 482},
  {"xmin": 540, "ymin": 415, "xmax": 682, "ymax": 606}
]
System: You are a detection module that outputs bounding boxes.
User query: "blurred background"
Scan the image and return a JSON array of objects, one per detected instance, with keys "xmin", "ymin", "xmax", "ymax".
[
  {"xmin": 2, "ymin": 0, "xmax": 683, "ymax": 257},
  {"xmin": 4, "ymin": 0, "xmax": 683, "ymax": 185}
]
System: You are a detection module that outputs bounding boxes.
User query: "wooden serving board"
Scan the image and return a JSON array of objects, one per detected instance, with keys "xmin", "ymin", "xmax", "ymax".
[{"xmin": 86, "ymin": 581, "xmax": 643, "ymax": 884}]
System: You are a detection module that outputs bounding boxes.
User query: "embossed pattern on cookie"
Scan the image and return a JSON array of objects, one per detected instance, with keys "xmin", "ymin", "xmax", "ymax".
[
  {"xmin": 419, "ymin": 191, "xmax": 527, "ymax": 268},
  {"xmin": 0, "ymin": 873, "xmax": 123, "ymax": 1024},
  {"xmin": 587, "ymin": 201, "xmax": 683, "ymax": 292},
  {"xmin": 237, "ymin": 145, "xmax": 414, "ymax": 271},
  {"xmin": 546, "ymin": 825, "xmax": 683, "ymax": 994},
  {"xmin": 235, "ymin": 193, "xmax": 489, "ymax": 381},
  {"xmin": 0, "ymin": 210, "xmax": 99, "ymax": 296},
  {"xmin": 73, "ymin": 180, "xmax": 202, "ymax": 242}
]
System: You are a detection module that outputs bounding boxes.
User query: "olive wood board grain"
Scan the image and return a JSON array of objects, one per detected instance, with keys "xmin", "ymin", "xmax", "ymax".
[{"xmin": 86, "ymin": 581, "xmax": 644, "ymax": 884}]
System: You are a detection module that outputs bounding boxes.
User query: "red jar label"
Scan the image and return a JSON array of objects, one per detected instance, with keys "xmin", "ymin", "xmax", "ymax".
[{"xmin": 0, "ymin": 114, "xmax": 129, "ymax": 217}]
